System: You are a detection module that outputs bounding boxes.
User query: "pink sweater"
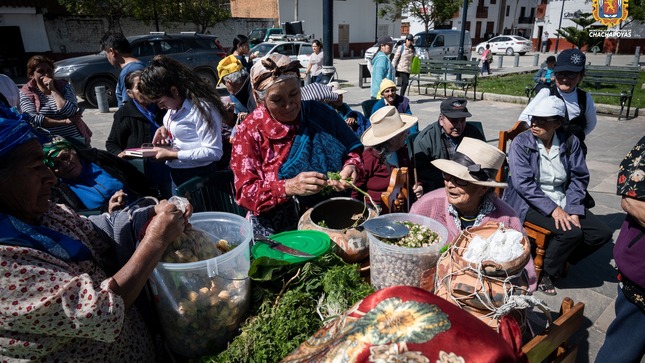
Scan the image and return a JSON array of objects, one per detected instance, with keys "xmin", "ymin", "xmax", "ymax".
[{"xmin": 410, "ymin": 188, "xmax": 537, "ymax": 291}]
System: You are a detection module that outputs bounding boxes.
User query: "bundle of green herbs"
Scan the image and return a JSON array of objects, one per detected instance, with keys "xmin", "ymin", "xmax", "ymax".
[
  {"xmin": 203, "ymin": 252, "xmax": 373, "ymax": 363},
  {"xmin": 380, "ymin": 221, "xmax": 441, "ymax": 248}
]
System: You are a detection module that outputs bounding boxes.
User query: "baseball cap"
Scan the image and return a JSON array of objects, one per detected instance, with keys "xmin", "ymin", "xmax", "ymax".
[
  {"xmin": 440, "ymin": 97, "xmax": 472, "ymax": 118},
  {"xmin": 553, "ymin": 49, "xmax": 585, "ymax": 73},
  {"xmin": 217, "ymin": 55, "xmax": 243, "ymax": 86},
  {"xmin": 529, "ymin": 96, "xmax": 566, "ymax": 118},
  {"xmin": 406, "ymin": 34, "xmax": 414, "ymax": 41},
  {"xmin": 378, "ymin": 35, "xmax": 395, "ymax": 46},
  {"xmin": 546, "ymin": 55, "xmax": 556, "ymax": 63}
]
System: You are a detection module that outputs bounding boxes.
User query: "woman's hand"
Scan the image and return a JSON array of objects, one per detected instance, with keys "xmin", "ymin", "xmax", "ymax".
[
  {"xmin": 41, "ymin": 76, "xmax": 57, "ymax": 92},
  {"xmin": 328, "ymin": 165, "xmax": 358, "ymax": 192},
  {"xmin": 146, "ymin": 201, "xmax": 188, "ymax": 247},
  {"xmin": 285, "ymin": 171, "xmax": 327, "ymax": 196},
  {"xmin": 152, "ymin": 126, "xmax": 171, "ymax": 145},
  {"xmin": 345, "ymin": 117, "xmax": 357, "ymax": 130},
  {"xmin": 412, "ymin": 182, "xmax": 424, "ymax": 199},
  {"xmin": 108, "ymin": 190, "xmax": 128, "ymax": 213},
  {"xmin": 551, "ymin": 206, "xmax": 579, "ymax": 231}
]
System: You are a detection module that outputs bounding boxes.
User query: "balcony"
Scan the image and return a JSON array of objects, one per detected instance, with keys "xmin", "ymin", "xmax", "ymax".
[
  {"xmin": 536, "ymin": 3, "xmax": 546, "ymax": 20},
  {"xmin": 518, "ymin": 16, "xmax": 534, "ymax": 24},
  {"xmin": 476, "ymin": 6, "xmax": 488, "ymax": 18}
]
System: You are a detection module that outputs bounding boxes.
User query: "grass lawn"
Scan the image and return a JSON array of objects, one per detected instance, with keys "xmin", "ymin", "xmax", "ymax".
[{"xmin": 477, "ymin": 71, "xmax": 645, "ymax": 108}]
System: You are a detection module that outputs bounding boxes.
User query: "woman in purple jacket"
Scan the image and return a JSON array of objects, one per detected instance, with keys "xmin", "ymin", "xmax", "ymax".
[{"xmin": 503, "ymin": 96, "xmax": 612, "ymax": 295}]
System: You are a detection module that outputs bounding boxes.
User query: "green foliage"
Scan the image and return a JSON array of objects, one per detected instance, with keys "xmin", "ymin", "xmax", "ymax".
[
  {"xmin": 555, "ymin": 13, "xmax": 600, "ymax": 49},
  {"xmin": 378, "ymin": 0, "xmax": 463, "ymax": 32},
  {"xmin": 174, "ymin": 0, "xmax": 230, "ymax": 34},
  {"xmin": 57, "ymin": 0, "xmax": 128, "ymax": 30},
  {"xmin": 205, "ymin": 253, "xmax": 374, "ymax": 362}
]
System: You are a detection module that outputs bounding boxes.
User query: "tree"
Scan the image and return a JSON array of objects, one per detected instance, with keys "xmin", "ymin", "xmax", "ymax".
[
  {"xmin": 555, "ymin": 12, "xmax": 596, "ymax": 49},
  {"xmin": 378, "ymin": 0, "xmax": 463, "ymax": 33},
  {"xmin": 176, "ymin": 0, "xmax": 230, "ymax": 33},
  {"xmin": 57, "ymin": 0, "xmax": 129, "ymax": 31}
]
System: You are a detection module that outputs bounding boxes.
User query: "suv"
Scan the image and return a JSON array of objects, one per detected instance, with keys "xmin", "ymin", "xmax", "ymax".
[{"xmin": 54, "ymin": 32, "xmax": 226, "ymax": 107}]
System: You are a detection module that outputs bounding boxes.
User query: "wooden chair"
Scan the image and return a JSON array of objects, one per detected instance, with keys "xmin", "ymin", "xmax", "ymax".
[
  {"xmin": 522, "ymin": 297, "xmax": 585, "ymax": 363},
  {"xmin": 381, "ymin": 167, "xmax": 409, "ymax": 214},
  {"xmin": 495, "ymin": 121, "xmax": 552, "ymax": 280}
]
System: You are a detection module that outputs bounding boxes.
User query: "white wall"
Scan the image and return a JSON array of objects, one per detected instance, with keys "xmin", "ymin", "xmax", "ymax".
[
  {"xmin": 534, "ymin": 0, "xmax": 594, "ymax": 38},
  {"xmin": 0, "ymin": 7, "xmax": 50, "ymax": 52},
  {"xmin": 278, "ymin": 0, "xmax": 399, "ymax": 43}
]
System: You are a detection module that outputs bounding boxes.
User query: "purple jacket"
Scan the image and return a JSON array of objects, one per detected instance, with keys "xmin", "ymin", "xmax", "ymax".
[{"xmin": 503, "ymin": 130, "xmax": 589, "ymax": 222}]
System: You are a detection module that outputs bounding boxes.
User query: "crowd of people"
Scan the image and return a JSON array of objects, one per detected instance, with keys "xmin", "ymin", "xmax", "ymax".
[{"xmin": 0, "ymin": 31, "xmax": 636, "ymax": 361}]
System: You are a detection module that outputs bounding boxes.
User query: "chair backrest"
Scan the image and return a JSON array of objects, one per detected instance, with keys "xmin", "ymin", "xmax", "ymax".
[
  {"xmin": 467, "ymin": 120, "xmax": 486, "ymax": 141},
  {"xmin": 495, "ymin": 121, "xmax": 528, "ymax": 197},
  {"xmin": 521, "ymin": 297, "xmax": 585, "ymax": 363},
  {"xmin": 175, "ymin": 169, "xmax": 246, "ymax": 216},
  {"xmin": 361, "ymin": 99, "xmax": 379, "ymax": 119},
  {"xmin": 381, "ymin": 167, "xmax": 410, "ymax": 214}
]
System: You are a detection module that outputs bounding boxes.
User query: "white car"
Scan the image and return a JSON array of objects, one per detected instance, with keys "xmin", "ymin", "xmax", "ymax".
[
  {"xmin": 363, "ymin": 38, "xmax": 404, "ymax": 70},
  {"xmin": 475, "ymin": 35, "xmax": 532, "ymax": 56},
  {"xmin": 250, "ymin": 41, "xmax": 313, "ymax": 69}
]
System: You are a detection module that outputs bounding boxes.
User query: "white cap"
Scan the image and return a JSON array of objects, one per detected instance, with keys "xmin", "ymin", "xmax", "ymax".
[{"xmin": 530, "ymin": 96, "xmax": 566, "ymax": 117}]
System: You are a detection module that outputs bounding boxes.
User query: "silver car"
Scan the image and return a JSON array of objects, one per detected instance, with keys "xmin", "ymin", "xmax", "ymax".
[{"xmin": 54, "ymin": 32, "xmax": 226, "ymax": 107}]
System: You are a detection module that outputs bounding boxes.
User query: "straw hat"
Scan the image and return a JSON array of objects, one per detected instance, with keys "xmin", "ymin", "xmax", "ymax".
[
  {"xmin": 431, "ymin": 137, "xmax": 507, "ymax": 188},
  {"xmin": 361, "ymin": 106, "xmax": 418, "ymax": 147}
]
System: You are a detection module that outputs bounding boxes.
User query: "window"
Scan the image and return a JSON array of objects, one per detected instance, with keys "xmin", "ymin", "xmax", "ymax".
[
  {"xmin": 299, "ymin": 44, "xmax": 313, "ymax": 56},
  {"xmin": 275, "ymin": 44, "xmax": 296, "ymax": 56},
  {"xmin": 133, "ymin": 41, "xmax": 155, "ymax": 57},
  {"xmin": 433, "ymin": 35, "xmax": 444, "ymax": 47},
  {"xmin": 490, "ymin": 0, "xmax": 496, "ymax": 4},
  {"xmin": 160, "ymin": 40, "xmax": 184, "ymax": 54},
  {"xmin": 506, "ymin": 5, "xmax": 510, "ymax": 16}
]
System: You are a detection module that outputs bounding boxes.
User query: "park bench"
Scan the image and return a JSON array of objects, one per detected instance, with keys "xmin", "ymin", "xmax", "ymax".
[
  {"xmin": 409, "ymin": 59, "xmax": 479, "ymax": 100},
  {"xmin": 582, "ymin": 65, "xmax": 640, "ymax": 120}
]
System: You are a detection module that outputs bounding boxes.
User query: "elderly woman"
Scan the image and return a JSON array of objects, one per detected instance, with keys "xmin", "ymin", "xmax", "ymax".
[
  {"xmin": 0, "ymin": 111, "xmax": 190, "ymax": 361},
  {"xmin": 19, "ymin": 55, "xmax": 92, "ymax": 146},
  {"xmin": 44, "ymin": 135, "xmax": 156, "ymax": 213},
  {"xmin": 353, "ymin": 106, "xmax": 423, "ymax": 205},
  {"xmin": 504, "ymin": 96, "xmax": 612, "ymax": 295},
  {"xmin": 410, "ymin": 137, "xmax": 537, "ymax": 289},
  {"xmin": 371, "ymin": 79, "xmax": 418, "ymax": 136},
  {"xmin": 230, "ymin": 54, "xmax": 363, "ymax": 235}
]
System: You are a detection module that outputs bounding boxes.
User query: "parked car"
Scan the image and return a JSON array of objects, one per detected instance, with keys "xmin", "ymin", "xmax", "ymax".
[
  {"xmin": 475, "ymin": 35, "xmax": 532, "ymax": 56},
  {"xmin": 54, "ymin": 32, "xmax": 227, "ymax": 107},
  {"xmin": 248, "ymin": 28, "xmax": 285, "ymax": 47},
  {"xmin": 363, "ymin": 38, "xmax": 404, "ymax": 71},
  {"xmin": 412, "ymin": 30, "xmax": 472, "ymax": 60},
  {"xmin": 250, "ymin": 41, "xmax": 313, "ymax": 69}
]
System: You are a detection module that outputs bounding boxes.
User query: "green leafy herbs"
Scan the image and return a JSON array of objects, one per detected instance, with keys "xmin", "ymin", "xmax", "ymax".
[
  {"xmin": 380, "ymin": 221, "xmax": 442, "ymax": 248},
  {"xmin": 322, "ymin": 171, "xmax": 379, "ymax": 215},
  {"xmin": 204, "ymin": 252, "xmax": 373, "ymax": 363}
]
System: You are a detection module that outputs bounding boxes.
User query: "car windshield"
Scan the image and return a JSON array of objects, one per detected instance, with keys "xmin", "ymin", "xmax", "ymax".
[
  {"xmin": 250, "ymin": 43, "xmax": 276, "ymax": 57},
  {"xmin": 249, "ymin": 30, "xmax": 266, "ymax": 40}
]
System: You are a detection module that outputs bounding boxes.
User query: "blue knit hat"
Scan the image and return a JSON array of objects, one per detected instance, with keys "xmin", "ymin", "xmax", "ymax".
[{"xmin": 0, "ymin": 106, "xmax": 36, "ymax": 157}]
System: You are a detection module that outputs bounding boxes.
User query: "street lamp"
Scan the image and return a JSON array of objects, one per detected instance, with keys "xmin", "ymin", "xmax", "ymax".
[
  {"xmin": 554, "ymin": 0, "xmax": 566, "ymax": 53},
  {"xmin": 375, "ymin": 1, "xmax": 379, "ymax": 42}
]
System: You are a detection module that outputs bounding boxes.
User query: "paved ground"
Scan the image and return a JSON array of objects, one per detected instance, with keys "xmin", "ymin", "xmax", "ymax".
[{"xmin": 70, "ymin": 52, "xmax": 644, "ymax": 362}]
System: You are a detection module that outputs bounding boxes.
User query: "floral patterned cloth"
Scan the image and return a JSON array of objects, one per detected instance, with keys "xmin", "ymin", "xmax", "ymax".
[
  {"xmin": 0, "ymin": 203, "xmax": 155, "ymax": 362},
  {"xmin": 230, "ymin": 101, "xmax": 362, "ymax": 216},
  {"xmin": 617, "ymin": 135, "xmax": 645, "ymax": 198},
  {"xmin": 282, "ymin": 286, "xmax": 526, "ymax": 363}
]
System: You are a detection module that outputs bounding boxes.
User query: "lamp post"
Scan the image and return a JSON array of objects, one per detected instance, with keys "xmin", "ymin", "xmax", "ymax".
[
  {"xmin": 375, "ymin": 1, "xmax": 379, "ymax": 42},
  {"xmin": 554, "ymin": 0, "xmax": 566, "ymax": 53},
  {"xmin": 456, "ymin": 0, "xmax": 469, "ymax": 80}
]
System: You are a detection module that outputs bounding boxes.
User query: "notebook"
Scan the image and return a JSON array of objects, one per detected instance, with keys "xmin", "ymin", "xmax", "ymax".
[{"xmin": 123, "ymin": 147, "xmax": 158, "ymax": 158}]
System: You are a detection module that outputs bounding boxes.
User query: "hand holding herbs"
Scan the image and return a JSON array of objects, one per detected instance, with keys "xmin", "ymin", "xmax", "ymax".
[
  {"xmin": 324, "ymin": 170, "xmax": 378, "ymax": 212},
  {"xmin": 285, "ymin": 171, "xmax": 328, "ymax": 196}
]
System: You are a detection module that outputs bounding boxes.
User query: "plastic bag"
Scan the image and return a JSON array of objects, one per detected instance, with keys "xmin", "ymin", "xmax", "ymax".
[{"xmin": 410, "ymin": 56, "xmax": 421, "ymax": 75}]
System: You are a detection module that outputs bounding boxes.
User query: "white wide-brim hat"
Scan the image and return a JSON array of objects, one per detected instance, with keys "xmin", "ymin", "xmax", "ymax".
[
  {"xmin": 361, "ymin": 106, "xmax": 418, "ymax": 147},
  {"xmin": 328, "ymin": 81, "xmax": 347, "ymax": 95},
  {"xmin": 431, "ymin": 137, "xmax": 508, "ymax": 188}
]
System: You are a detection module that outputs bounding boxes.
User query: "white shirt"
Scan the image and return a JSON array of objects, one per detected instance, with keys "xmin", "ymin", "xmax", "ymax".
[
  {"xmin": 164, "ymin": 98, "xmax": 223, "ymax": 169},
  {"xmin": 309, "ymin": 51, "xmax": 324, "ymax": 76},
  {"xmin": 519, "ymin": 87, "xmax": 597, "ymax": 135},
  {"xmin": 537, "ymin": 134, "xmax": 567, "ymax": 208}
]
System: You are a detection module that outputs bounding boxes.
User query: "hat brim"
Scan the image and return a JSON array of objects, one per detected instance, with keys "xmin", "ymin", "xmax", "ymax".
[
  {"xmin": 361, "ymin": 114, "xmax": 418, "ymax": 147},
  {"xmin": 332, "ymin": 89, "xmax": 347, "ymax": 95},
  {"xmin": 552, "ymin": 64, "xmax": 583, "ymax": 73},
  {"xmin": 442, "ymin": 110, "xmax": 472, "ymax": 118},
  {"xmin": 431, "ymin": 159, "xmax": 508, "ymax": 188}
]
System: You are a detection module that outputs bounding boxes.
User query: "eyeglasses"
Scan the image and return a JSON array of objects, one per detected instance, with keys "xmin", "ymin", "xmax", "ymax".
[
  {"xmin": 555, "ymin": 71, "xmax": 579, "ymax": 80},
  {"xmin": 442, "ymin": 172, "xmax": 469, "ymax": 187}
]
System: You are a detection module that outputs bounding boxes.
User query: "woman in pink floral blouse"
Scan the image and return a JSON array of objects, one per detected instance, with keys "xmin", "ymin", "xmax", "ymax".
[
  {"xmin": 0, "ymin": 108, "xmax": 191, "ymax": 361},
  {"xmin": 230, "ymin": 54, "xmax": 363, "ymax": 235}
]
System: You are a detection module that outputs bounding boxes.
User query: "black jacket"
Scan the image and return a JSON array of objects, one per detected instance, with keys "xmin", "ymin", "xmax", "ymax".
[{"xmin": 105, "ymin": 100, "xmax": 165, "ymax": 155}]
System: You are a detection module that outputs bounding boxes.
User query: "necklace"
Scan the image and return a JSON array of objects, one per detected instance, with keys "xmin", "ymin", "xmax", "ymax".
[{"xmin": 459, "ymin": 214, "xmax": 477, "ymax": 222}]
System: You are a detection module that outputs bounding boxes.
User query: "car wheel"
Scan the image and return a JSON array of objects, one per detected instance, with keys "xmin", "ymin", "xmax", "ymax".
[
  {"xmin": 519, "ymin": 52, "xmax": 526, "ymax": 56},
  {"xmin": 477, "ymin": 47, "xmax": 484, "ymax": 55},
  {"xmin": 85, "ymin": 78, "xmax": 117, "ymax": 108},
  {"xmin": 505, "ymin": 47, "xmax": 514, "ymax": 56},
  {"xmin": 196, "ymin": 69, "xmax": 217, "ymax": 89}
]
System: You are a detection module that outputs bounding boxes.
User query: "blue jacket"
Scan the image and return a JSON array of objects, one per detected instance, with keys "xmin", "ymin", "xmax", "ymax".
[
  {"xmin": 370, "ymin": 51, "xmax": 394, "ymax": 99},
  {"xmin": 503, "ymin": 130, "xmax": 589, "ymax": 222}
]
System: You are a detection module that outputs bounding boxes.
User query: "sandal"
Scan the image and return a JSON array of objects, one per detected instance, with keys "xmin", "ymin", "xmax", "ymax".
[{"xmin": 538, "ymin": 275, "xmax": 557, "ymax": 296}]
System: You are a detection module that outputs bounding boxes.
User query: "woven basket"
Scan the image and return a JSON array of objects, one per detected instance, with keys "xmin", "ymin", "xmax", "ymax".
[{"xmin": 435, "ymin": 222, "xmax": 531, "ymax": 330}]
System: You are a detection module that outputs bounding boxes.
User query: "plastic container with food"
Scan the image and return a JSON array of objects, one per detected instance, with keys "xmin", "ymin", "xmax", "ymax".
[
  {"xmin": 149, "ymin": 212, "xmax": 253, "ymax": 357},
  {"xmin": 367, "ymin": 213, "xmax": 448, "ymax": 291}
]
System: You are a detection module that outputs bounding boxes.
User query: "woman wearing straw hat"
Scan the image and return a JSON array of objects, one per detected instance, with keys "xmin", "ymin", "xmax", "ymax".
[
  {"xmin": 371, "ymin": 79, "xmax": 418, "ymax": 136},
  {"xmin": 353, "ymin": 106, "xmax": 423, "ymax": 204},
  {"xmin": 504, "ymin": 95, "xmax": 611, "ymax": 295}
]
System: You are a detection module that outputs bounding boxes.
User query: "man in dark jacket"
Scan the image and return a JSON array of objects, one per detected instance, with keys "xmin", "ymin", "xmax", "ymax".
[{"xmin": 413, "ymin": 97, "xmax": 486, "ymax": 191}]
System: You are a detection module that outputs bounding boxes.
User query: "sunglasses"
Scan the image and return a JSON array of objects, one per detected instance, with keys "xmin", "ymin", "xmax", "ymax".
[
  {"xmin": 530, "ymin": 116, "xmax": 560, "ymax": 127},
  {"xmin": 555, "ymin": 71, "xmax": 579, "ymax": 80},
  {"xmin": 442, "ymin": 172, "xmax": 469, "ymax": 187}
]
